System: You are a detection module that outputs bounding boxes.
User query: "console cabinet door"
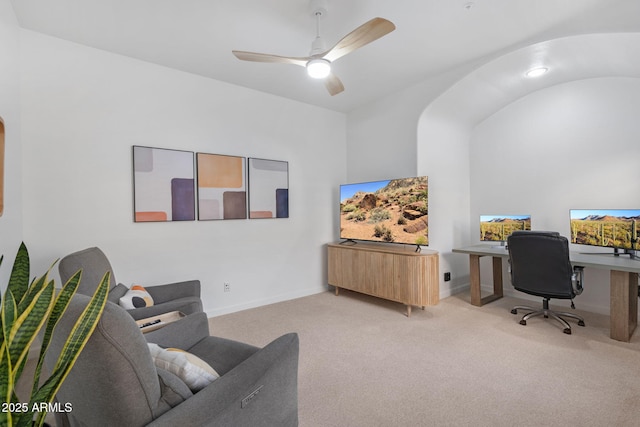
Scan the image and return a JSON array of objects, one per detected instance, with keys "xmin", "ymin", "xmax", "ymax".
[
  {"xmin": 327, "ymin": 246, "xmax": 342, "ymax": 286},
  {"xmin": 365, "ymin": 251, "xmax": 395, "ymax": 300},
  {"xmin": 394, "ymin": 255, "xmax": 438, "ymax": 306}
]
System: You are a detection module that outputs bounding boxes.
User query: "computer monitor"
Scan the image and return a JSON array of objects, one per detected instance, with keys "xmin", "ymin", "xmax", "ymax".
[
  {"xmin": 570, "ymin": 209, "xmax": 640, "ymax": 257},
  {"xmin": 480, "ymin": 214, "xmax": 531, "ymax": 245}
]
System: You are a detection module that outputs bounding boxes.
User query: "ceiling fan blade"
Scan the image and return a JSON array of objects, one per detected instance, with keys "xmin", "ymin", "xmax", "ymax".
[
  {"xmin": 324, "ymin": 73, "xmax": 344, "ymax": 96},
  {"xmin": 232, "ymin": 50, "xmax": 309, "ymax": 67},
  {"xmin": 322, "ymin": 17, "xmax": 395, "ymax": 63}
]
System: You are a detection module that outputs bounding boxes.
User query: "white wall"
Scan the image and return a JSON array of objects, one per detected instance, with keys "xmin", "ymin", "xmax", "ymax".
[
  {"xmin": 0, "ymin": 0, "xmax": 23, "ymax": 289},
  {"xmin": 417, "ymin": 111, "xmax": 472, "ymax": 296},
  {"xmin": 346, "ymin": 64, "xmax": 482, "ymax": 297},
  {"xmin": 471, "ymin": 77, "xmax": 640, "ymax": 314},
  {"xmin": 19, "ymin": 30, "xmax": 346, "ymax": 316},
  {"xmin": 346, "ymin": 65, "xmax": 478, "ymax": 184}
]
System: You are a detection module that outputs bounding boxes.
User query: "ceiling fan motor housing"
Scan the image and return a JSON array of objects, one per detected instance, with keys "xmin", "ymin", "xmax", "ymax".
[
  {"xmin": 310, "ymin": 35, "xmax": 327, "ymax": 56},
  {"xmin": 310, "ymin": 0, "xmax": 328, "ymax": 17}
]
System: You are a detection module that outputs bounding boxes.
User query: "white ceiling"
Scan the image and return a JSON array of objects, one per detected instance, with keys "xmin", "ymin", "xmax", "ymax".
[{"xmin": 9, "ymin": 0, "xmax": 640, "ymax": 113}]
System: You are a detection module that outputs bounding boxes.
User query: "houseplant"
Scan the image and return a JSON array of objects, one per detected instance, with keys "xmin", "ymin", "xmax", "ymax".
[{"xmin": 0, "ymin": 242, "xmax": 109, "ymax": 427}]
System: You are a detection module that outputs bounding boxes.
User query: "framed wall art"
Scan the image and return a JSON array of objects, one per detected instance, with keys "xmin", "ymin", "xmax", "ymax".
[
  {"xmin": 196, "ymin": 153, "xmax": 246, "ymax": 220},
  {"xmin": 133, "ymin": 145, "xmax": 195, "ymax": 222},
  {"xmin": 247, "ymin": 158, "xmax": 289, "ymax": 219}
]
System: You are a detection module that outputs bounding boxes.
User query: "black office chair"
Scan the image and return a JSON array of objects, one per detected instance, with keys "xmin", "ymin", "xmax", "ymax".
[{"xmin": 507, "ymin": 230, "xmax": 585, "ymax": 334}]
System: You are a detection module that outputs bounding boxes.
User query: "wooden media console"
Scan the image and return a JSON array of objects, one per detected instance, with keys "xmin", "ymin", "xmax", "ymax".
[{"xmin": 327, "ymin": 242, "xmax": 439, "ymax": 316}]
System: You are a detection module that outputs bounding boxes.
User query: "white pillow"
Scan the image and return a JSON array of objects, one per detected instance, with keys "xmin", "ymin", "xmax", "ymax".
[
  {"xmin": 147, "ymin": 343, "xmax": 219, "ymax": 392},
  {"xmin": 119, "ymin": 285, "xmax": 154, "ymax": 309}
]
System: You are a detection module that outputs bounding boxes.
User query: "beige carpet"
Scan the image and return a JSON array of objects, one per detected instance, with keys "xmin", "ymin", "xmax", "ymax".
[{"xmin": 209, "ymin": 289, "xmax": 640, "ymax": 427}]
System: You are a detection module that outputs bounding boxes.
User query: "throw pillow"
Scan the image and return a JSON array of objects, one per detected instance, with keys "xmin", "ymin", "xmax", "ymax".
[
  {"xmin": 147, "ymin": 343, "xmax": 219, "ymax": 392},
  {"xmin": 119, "ymin": 285, "xmax": 154, "ymax": 309}
]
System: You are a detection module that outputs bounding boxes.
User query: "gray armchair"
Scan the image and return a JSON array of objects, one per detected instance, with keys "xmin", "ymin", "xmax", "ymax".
[
  {"xmin": 59, "ymin": 247, "xmax": 202, "ymax": 320},
  {"xmin": 47, "ymin": 294, "xmax": 299, "ymax": 426}
]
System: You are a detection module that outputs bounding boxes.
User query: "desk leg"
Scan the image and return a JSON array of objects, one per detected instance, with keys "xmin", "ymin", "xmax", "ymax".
[
  {"xmin": 469, "ymin": 255, "xmax": 504, "ymax": 306},
  {"xmin": 492, "ymin": 257, "xmax": 504, "ymax": 299},
  {"xmin": 610, "ymin": 271, "xmax": 638, "ymax": 342},
  {"xmin": 470, "ymin": 255, "xmax": 482, "ymax": 306}
]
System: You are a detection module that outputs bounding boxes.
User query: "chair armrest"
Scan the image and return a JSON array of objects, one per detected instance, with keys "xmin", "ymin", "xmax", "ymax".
[
  {"xmin": 146, "ymin": 280, "xmax": 201, "ymax": 304},
  {"xmin": 572, "ymin": 266, "xmax": 585, "ymax": 295},
  {"xmin": 143, "ymin": 312, "xmax": 210, "ymax": 349},
  {"xmin": 147, "ymin": 333, "xmax": 299, "ymax": 427}
]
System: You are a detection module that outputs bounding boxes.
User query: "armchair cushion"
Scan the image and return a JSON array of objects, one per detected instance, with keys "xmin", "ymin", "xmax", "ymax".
[{"xmin": 148, "ymin": 343, "xmax": 219, "ymax": 392}]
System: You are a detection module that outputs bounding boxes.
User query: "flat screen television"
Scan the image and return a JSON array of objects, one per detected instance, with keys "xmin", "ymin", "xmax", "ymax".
[
  {"xmin": 570, "ymin": 209, "xmax": 640, "ymax": 256},
  {"xmin": 339, "ymin": 176, "xmax": 428, "ymax": 247},
  {"xmin": 480, "ymin": 214, "xmax": 531, "ymax": 244}
]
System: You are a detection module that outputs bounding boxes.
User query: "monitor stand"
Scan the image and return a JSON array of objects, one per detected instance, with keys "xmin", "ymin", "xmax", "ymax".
[
  {"xmin": 339, "ymin": 239, "xmax": 357, "ymax": 246},
  {"xmin": 614, "ymin": 248, "xmax": 639, "ymax": 260},
  {"xmin": 579, "ymin": 247, "xmax": 640, "ymax": 261}
]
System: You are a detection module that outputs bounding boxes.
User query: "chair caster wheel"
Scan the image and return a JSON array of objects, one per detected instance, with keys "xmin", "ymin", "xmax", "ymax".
[
  {"xmin": 519, "ymin": 320, "xmax": 527, "ymax": 326},
  {"xmin": 578, "ymin": 320, "xmax": 585, "ymax": 327},
  {"xmin": 511, "ymin": 309, "xmax": 517, "ymax": 315},
  {"xmin": 563, "ymin": 328, "xmax": 572, "ymax": 334}
]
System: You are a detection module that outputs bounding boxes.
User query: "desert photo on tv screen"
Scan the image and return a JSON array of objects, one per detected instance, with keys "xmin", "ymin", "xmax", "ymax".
[{"xmin": 340, "ymin": 176, "xmax": 428, "ymax": 245}]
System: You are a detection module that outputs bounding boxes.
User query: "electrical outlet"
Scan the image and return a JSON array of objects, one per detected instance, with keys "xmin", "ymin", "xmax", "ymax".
[
  {"xmin": 224, "ymin": 282, "xmax": 231, "ymax": 292},
  {"xmin": 444, "ymin": 272, "xmax": 451, "ymax": 282}
]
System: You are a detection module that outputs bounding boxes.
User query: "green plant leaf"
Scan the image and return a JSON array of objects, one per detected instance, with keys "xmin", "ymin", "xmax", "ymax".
[
  {"xmin": 7, "ymin": 280, "xmax": 54, "ymax": 372},
  {"xmin": 1, "ymin": 290, "xmax": 17, "ymax": 350},
  {"xmin": 0, "ymin": 337, "xmax": 12, "ymax": 426},
  {"xmin": 7, "ymin": 243, "xmax": 29, "ymax": 306},
  {"xmin": 29, "ymin": 272, "xmax": 109, "ymax": 420},
  {"xmin": 16, "ymin": 274, "xmax": 48, "ymax": 318},
  {"xmin": 31, "ymin": 270, "xmax": 82, "ymax": 396}
]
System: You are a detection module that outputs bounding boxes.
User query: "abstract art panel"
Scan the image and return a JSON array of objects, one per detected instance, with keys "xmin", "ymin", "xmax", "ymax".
[
  {"xmin": 133, "ymin": 146, "xmax": 195, "ymax": 222},
  {"xmin": 248, "ymin": 158, "xmax": 289, "ymax": 219},
  {"xmin": 196, "ymin": 153, "xmax": 246, "ymax": 220}
]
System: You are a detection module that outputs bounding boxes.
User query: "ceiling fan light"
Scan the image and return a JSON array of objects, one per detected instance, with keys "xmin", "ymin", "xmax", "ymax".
[{"xmin": 306, "ymin": 58, "xmax": 331, "ymax": 79}]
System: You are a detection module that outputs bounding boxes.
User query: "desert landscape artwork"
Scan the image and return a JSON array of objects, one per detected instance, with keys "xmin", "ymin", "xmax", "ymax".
[{"xmin": 340, "ymin": 176, "xmax": 428, "ymax": 245}]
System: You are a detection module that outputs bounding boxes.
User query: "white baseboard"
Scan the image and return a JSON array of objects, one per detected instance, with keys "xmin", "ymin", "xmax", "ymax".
[
  {"xmin": 206, "ymin": 285, "xmax": 328, "ymax": 318},
  {"xmin": 206, "ymin": 282, "xmax": 613, "ymax": 318}
]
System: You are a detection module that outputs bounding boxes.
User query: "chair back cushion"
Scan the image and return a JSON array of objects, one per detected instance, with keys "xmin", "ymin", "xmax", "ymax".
[
  {"xmin": 59, "ymin": 247, "xmax": 117, "ymax": 295},
  {"xmin": 507, "ymin": 230, "xmax": 575, "ymax": 299},
  {"xmin": 45, "ymin": 294, "xmax": 179, "ymax": 426}
]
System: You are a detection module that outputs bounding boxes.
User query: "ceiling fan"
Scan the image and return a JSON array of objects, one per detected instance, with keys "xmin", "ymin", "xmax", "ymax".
[{"xmin": 232, "ymin": 0, "xmax": 395, "ymax": 96}]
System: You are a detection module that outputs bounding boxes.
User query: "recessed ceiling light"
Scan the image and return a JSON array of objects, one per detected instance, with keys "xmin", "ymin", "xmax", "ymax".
[{"xmin": 526, "ymin": 67, "xmax": 548, "ymax": 78}]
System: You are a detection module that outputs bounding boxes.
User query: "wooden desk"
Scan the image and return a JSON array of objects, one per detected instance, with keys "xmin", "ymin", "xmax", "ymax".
[{"xmin": 453, "ymin": 245, "xmax": 640, "ymax": 342}]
